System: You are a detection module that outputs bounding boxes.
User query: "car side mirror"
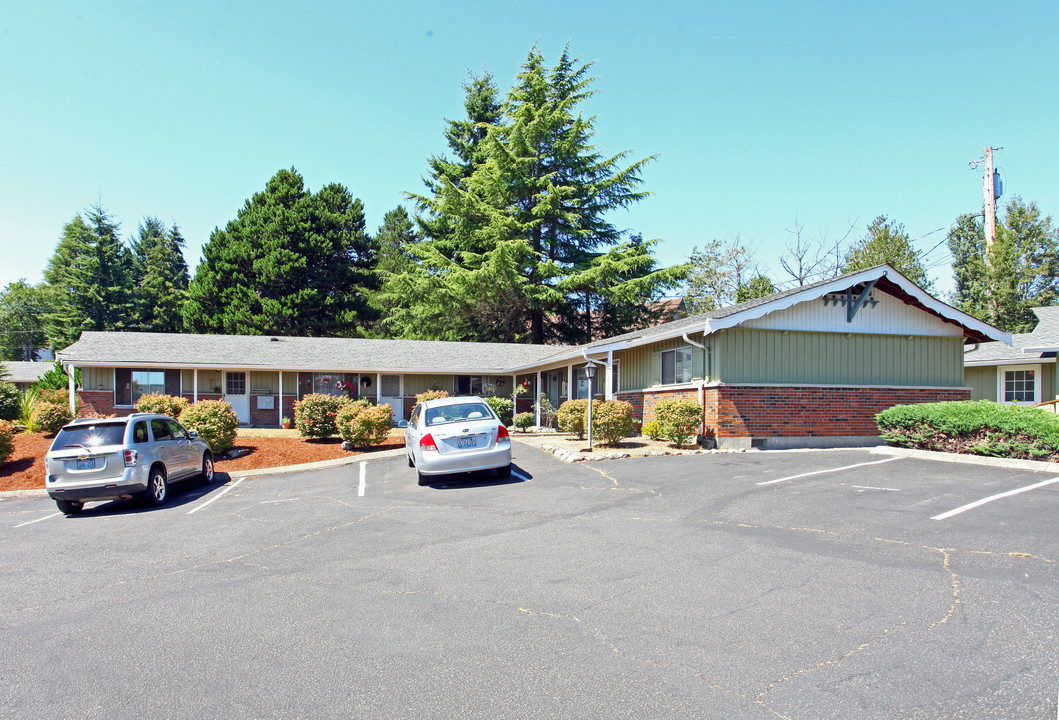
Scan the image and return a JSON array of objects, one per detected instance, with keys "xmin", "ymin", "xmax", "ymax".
[
  {"xmin": 188, "ymin": 430, "xmax": 199, "ymax": 438},
  {"xmin": 398, "ymin": 420, "xmax": 408, "ymax": 428}
]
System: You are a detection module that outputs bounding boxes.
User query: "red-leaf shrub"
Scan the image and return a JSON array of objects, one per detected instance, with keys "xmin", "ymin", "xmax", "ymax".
[
  {"xmin": 136, "ymin": 392, "xmax": 190, "ymax": 418},
  {"xmin": 294, "ymin": 393, "xmax": 350, "ymax": 439},
  {"xmin": 179, "ymin": 400, "xmax": 239, "ymax": 453},
  {"xmin": 337, "ymin": 401, "xmax": 394, "ymax": 448}
]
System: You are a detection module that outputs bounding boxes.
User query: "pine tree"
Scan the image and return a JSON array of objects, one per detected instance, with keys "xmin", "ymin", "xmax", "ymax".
[
  {"xmin": 843, "ymin": 215, "xmax": 931, "ymax": 289},
  {"xmin": 184, "ymin": 169, "xmax": 379, "ymax": 336},
  {"xmin": 42, "ymin": 204, "xmax": 134, "ymax": 349},
  {"xmin": 389, "ymin": 44, "xmax": 681, "ymax": 343},
  {"xmin": 0, "ymin": 280, "xmax": 49, "ymax": 361},
  {"xmin": 130, "ymin": 218, "xmax": 190, "ymax": 332}
]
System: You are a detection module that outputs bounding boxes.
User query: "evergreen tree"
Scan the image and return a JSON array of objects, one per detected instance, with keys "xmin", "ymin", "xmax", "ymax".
[
  {"xmin": 184, "ymin": 168, "xmax": 379, "ymax": 337},
  {"xmin": 390, "ymin": 44, "xmax": 682, "ymax": 343},
  {"xmin": 736, "ymin": 274, "xmax": 777, "ymax": 303},
  {"xmin": 42, "ymin": 204, "xmax": 135, "ymax": 349},
  {"xmin": 375, "ymin": 206, "xmax": 420, "ymax": 278},
  {"xmin": 130, "ymin": 217, "xmax": 190, "ymax": 332},
  {"xmin": 842, "ymin": 215, "xmax": 931, "ymax": 289},
  {"xmin": 0, "ymin": 280, "xmax": 49, "ymax": 361},
  {"xmin": 949, "ymin": 197, "xmax": 1059, "ymax": 332}
]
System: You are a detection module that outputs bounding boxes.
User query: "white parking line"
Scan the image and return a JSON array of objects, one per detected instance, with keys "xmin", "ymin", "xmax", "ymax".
[
  {"xmin": 757, "ymin": 457, "xmax": 903, "ymax": 486},
  {"xmin": 260, "ymin": 498, "xmax": 299, "ymax": 504},
  {"xmin": 358, "ymin": 461, "xmax": 366, "ymax": 497},
  {"xmin": 187, "ymin": 477, "xmax": 245, "ymax": 514},
  {"xmin": 15, "ymin": 512, "xmax": 62, "ymax": 528},
  {"xmin": 850, "ymin": 485, "xmax": 901, "ymax": 492},
  {"xmin": 931, "ymin": 476, "xmax": 1059, "ymax": 521}
]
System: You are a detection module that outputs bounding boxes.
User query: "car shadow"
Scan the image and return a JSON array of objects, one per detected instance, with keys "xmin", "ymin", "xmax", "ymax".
[
  {"xmin": 62, "ymin": 472, "xmax": 236, "ymax": 517},
  {"xmin": 424, "ymin": 464, "xmax": 532, "ymax": 490}
]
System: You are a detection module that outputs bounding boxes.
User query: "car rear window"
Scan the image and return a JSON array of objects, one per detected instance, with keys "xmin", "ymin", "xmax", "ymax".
[
  {"xmin": 424, "ymin": 402, "xmax": 495, "ymax": 426},
  {"xmin": 52, "ymin": 423, "xmax": 127, "ymax": 450}
]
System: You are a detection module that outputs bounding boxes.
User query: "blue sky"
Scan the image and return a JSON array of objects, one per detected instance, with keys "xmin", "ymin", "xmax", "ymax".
[{"xmin": 2, "ymin": 0, "xmax": 1057, "ymax": 300}]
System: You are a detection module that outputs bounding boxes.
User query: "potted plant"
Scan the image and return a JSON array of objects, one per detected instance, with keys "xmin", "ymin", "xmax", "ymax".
[{"xmin": 281, "ymin": 416, "xmax": 292, "ymax": 430}]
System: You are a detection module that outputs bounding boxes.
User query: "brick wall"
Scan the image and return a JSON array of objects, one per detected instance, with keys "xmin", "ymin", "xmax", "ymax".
[
  {"xmin": 641, "ymin": 388, "xmax": 698, "ymax": 425},
  {"xmin": 703, "ymin": 385, "xmax": 971, "ymax": 438},
  {"xmin": 617, "ymin": 391, "xmax": 645, "ymax": 422},
  {"xmin": 78, "ymin": 391, "xmax": 116, "ymax": 417}
]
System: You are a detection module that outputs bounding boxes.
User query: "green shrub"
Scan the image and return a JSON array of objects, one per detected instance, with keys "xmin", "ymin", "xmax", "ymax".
[
  {"xmin": 31, "ymin": 401, "xmax": 74, "ymax": 435},
  {"xmin": 416, "ymin": 389, "xmax": 450, "ymax": 403},
  {"xmin": 876, "ymin": 400, "xmax": 1059, "ymax": 460},
  {"xmin": 19, "ymin": 387, "xmax": 38, "ymax": 432},
  {"xmin": 136, "ymin": 392, "xmax": 190, "ymax": 418},
  {"xmin": 557, "ymin": 399, "xmax": 591, "ymax": 439},
  {"xmin": 483, "ymin": 395, "xmax": 514, "ymax": 425},
  {"xmin": 641, "ymin": 419, "xmax": 664, "ymax": 440},
  {"xmin": 0, "ymin": 420, "xmax": 13, "ymax": 465},
  {"xmin": 655, "ymin": 398, "xmax": 701, "ymax": 447},
  {"xmin": 179, "ymin": 400, "xmax": 239, "ymax": 453},
  {"xmin": 513, "ymin": 412, "xmax": 535, "ymax": 432},
  {"xmin": 592, "ymin": 400, "xmax": 634, "ymax": 446},
  {"xmin": 36, "ymin": 362, "xmax": 80, "ymax": 391},
  {"xmin": 294, "ymin": 393, "xmax": 350, "ymax": 439},
  {"xmin": 0, "ymin": 382, "xmax": 20, "ymax": 421},
  {"xmin": 337, "ymin": 401, "xmax": 394, "ymax": 448}
]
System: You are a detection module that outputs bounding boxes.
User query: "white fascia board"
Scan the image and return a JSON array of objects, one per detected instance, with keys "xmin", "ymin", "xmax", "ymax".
[
  {"xmin": 964, "ymin": 357, "xmax": 1055, "ymax": 367},
  {"xmin": 59, "ymin": 359, "xmax": 516, "ymax": 374},
  {"xmin": 1021, "ymin": 344, "xmax": 1059, "ymax": 353}
]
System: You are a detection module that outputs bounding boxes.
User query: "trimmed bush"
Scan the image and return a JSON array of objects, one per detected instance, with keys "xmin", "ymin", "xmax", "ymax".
[
  {"xmin": 416, "ymin": 389, "xmax": 450, "ymax": 403},
  {"xmin": 136, "ymin": 392, "xmax": 190, "ymax": 418},
  {"xmin": 641, "ymin": 419, "xmax": 664, "ymax": 440},
  {"xmin": 592, "ymin": 400, "xmax": 634, "ymax": 446},
  {"xmin": 557, "ymin": 399, "xmax": 591, "ymax": 439},
  {"xmin": 337, "ymin": 401, "xmax": 394, "ymax": 448},
  {"xmin": 655, "ymin": 398, "xmax": 701, "ymax": 447},
  {"xmin": 876, "ymin": 400, "xmax": 1059, "ymax": 461},
  {"xmin": 513, "ymin": 412, "xmax": 535, "ymax": 432},
  {"xmin": 0, "ymin": 382, "xmax": 20, "ymax": 421},
  {"xmin": 179, "ymin": 400, "xmax": 239, "ymax": 453},
  {"xmin": 31, "ymin": 401, "xmax": 74, "ymax": 435},
  {"xmin": 0, "ymin": 420, "xmax": 13, "ymax": 466},
  {"xmin": 294, "ymin": 393, "xmax": 350, "ymax": 439},
  {"xmin": 483, "ymin": 396, "xmax": 514, "ymax": 425}
]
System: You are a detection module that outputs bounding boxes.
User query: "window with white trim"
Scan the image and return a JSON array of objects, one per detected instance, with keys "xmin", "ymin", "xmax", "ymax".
[
  {"xmin": 998, "ymin": 364, "xmax": 1041, "ymax": 405},
  {"xmin": 661, "ymin": 347, "xmax": 693, "ymax": 385}
]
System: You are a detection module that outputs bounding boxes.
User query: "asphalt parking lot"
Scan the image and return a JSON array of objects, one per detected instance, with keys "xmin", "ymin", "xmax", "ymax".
[{"xmin": 1, "ymin": 443, "xmax": 1057, "ymax": 719}]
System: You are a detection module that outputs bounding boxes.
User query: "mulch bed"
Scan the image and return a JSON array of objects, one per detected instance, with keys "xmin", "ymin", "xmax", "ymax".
[{"xmin": 0, "ymin": 433, "xmax": 405, "ymax": 493}]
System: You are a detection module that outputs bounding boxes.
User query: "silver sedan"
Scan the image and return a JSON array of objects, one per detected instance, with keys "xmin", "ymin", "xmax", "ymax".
[{"xmin": 403, "ymin": 396, "xmax": 512, "ymax": 485}]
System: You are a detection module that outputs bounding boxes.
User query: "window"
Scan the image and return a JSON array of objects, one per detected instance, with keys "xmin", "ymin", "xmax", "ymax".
[
  {"xmin": 133, "ymin": 422, "xmax": 149, "ymax": 444},
  {"xmin": 999, "ymin": 365, "xmax": 1041, "ymax": 405},
  {"xmin": 611, "ymin": 360, "xmax": 620, "ymax": 395},
  {"xmin": 661, "ymin": 347, "xmax": 693, "ymax": 385},
  {"xmin": 150, "ymin": 419, "xmax": 173, "ymax": 441},
  {"xmin": 225, "ymin": 372, "xmax": 247, "ymax": 396},
  {"xmin": 312, "ymin": 372, "xmax": 357, "ymax": 398},
  {"xmin": 115, "ymin": 368, "xmax": 180, "ymax": 406}
]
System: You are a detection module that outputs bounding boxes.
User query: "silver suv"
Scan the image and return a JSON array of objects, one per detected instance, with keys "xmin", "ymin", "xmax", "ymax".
[{"xmin": 45, "ymin": 413, "xmax": 216, "ymax": 514}]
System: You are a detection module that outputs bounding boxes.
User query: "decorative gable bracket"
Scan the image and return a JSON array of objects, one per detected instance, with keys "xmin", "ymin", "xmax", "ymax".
[{"xmin": 846, "ymin": 279, "xmax": 878, "ymax": 323}]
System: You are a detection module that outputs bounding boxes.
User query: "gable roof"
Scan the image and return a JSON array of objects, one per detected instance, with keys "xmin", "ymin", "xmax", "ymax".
[
  {"xmin": 58, "ymin": 331, "xmax": 570, "ymax": 374},
  {"xmin": 964, "ymin": 306, "xmax": 1059, "ymax": 365},
  {"xmin": 580, "ymin": 264, "xmax": 1007, "ymax": 350}
]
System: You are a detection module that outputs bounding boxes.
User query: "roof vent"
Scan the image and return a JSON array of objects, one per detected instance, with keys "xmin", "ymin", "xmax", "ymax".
[{"xmin": 270, "ymin": 337, "xmax": 280, "ymax": 342}]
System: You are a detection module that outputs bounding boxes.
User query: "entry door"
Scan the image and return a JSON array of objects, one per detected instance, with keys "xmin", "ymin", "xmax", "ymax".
[
  {"xmin": 224, "ymin": 371, "xmax": 250, "ymax": 425},
  {"xmin": 380, "ymin": 374, "xmax": 403, "ymax": 422}
]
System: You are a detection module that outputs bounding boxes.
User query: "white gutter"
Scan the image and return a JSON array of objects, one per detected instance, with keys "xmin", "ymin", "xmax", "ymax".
[{"xmin": 682, "ymin": 332, "xmax": 705, "ymax": 349}]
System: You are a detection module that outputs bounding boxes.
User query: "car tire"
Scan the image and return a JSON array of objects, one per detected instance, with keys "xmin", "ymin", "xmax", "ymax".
[
  {"xmin": 56, "ymin": 499, "xmax": 83, "ymax": 515},
  {"xmin": 201, "ymin": 453, "xmax": 215, "ymax": 483},
  {"xmin": 407, "ymin": 453, "xmax": 414, "ymax": 468},
  {"xmin": 144, "ymin": 466, "xmax": 168, "ymax": 507},
  {"xmin": 496, "ymin": 464, "xmax": 512, "ymax": 478},
  {"xmin": 417, "ymin": 468, "xmax": 430, "ymax": 486}
]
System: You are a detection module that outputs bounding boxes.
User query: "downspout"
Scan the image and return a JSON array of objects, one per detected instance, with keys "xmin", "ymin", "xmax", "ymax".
[
  {"xmin": 683, "ymin": 332, "xmax": 709, "ymax": 439},
  {"xmin": 66, "ymin": 363, "xmax": 76, "ymax": 416}
]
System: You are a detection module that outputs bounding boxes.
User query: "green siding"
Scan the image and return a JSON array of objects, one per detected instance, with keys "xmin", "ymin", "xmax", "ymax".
[
  {"xmin": 714, "ymin": 329, "xmax": 964, "ymax": 386},
  {"xmin": 615, "ymin": 333, "xmax": 706, "ymax": 391},
  {"xmin": 83, "ymin": 367, "xmax": 112, "ymax": 391},
  {"xmin": 403, "ymin": 374, "xmax": 456, "ymax": 396},
  {"xmin": 1043, "ymin": 363, "xmax": 1057, "ymax": 402},
  {"xmin": 964, "ymin": 366, "xmax": 997, "ymax": 401}
]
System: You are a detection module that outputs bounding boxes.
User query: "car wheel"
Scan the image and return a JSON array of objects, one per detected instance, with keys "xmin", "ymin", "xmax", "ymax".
[
  {"xmin": 407, "ymin": 453, "xmax": 414, "ymax": 468},
  {"xmin": 201, "ymin": 453, "xmax": 215, "ymax": 483},
  {"xmin": 496, "ymin": 464, "xmax": 512, "ymax": 478},
  {"xmin": 56, "ymin": 499, "xmax": 83, "ymax": 515},
  {"xmin": 144, "ymin": 467, "xmax": 168, "ymax": 507},
  {"xmin": 417, "ymin": 468, "xmax": 430, "ymax": 486}
]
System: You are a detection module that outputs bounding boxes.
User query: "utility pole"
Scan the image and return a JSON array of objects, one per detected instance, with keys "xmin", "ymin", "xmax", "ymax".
[{"xmin": 982, "ymin": 146, "xmax": 998, "ymax": 254}]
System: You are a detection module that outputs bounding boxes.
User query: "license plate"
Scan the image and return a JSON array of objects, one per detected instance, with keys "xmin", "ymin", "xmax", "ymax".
[
  {"xmin": 75, "ymin": 458, "xmax": 96, "ymax": 470},
  {"xmin": 457, "ymin": 436, "xmax": 476, "ymax": 449}
]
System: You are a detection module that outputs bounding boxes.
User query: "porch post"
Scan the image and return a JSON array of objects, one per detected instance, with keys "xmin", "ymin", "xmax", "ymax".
[
  {"xmin": 278, "ymin": 371, "xmax": 283, "ymax": 427},
  {"xmin": 67, "ymin": 363, "xmax": 76, "ymax": 416},
  {"xmin": 193, "ymin": 369, "xmax": 199, "ymax": 404},
  {"xmin": 567, "ymin": 365, "xmax": 573, "ymax": 402},
  {"xmin": 376, "ymin": 372, "xmax": 381, "ymax": 404},
  {"xmin": 535, "ymin": 370, "xmax": 542, "ymax": 427},
  {"xmin": 606, "ymin": 351, "xmax": 614, "ymax": 401}
]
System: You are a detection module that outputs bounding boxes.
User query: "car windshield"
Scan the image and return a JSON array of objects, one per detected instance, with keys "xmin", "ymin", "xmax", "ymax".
[
  {"xmin": 52, "ymin": 423, "xmax": 126, "ymax": 450},
  {"xmin": 424, "ymin": 402, "xmax": 494, "ymax": 426}
]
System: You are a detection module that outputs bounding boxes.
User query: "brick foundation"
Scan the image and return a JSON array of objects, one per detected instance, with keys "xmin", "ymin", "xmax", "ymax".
[{"xmin": 703, "ymin": 385, "xmax": 971, "ymax": 439}]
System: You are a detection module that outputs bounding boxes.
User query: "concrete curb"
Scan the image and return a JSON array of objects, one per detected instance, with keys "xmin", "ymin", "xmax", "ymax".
[
  {"xmin": 870, "ymin": 445, "xmax": 1059, "ymax": 473},
  {"xmin": 0, "ymin": 447, "xmax": 410, "ymax": 500}
]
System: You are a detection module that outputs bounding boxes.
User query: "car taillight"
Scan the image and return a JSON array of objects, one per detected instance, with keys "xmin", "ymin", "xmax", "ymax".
[
  {"xmin": 123, "ymin": 449, "xmax": 138, "ymax": 467},
  {"xmin": 497, "ymin": 425, "xmax": 510, "ymax": 443},
  {"xmin": 419, "ymin": 433, "xmax": 437, "ymax": 452}
]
